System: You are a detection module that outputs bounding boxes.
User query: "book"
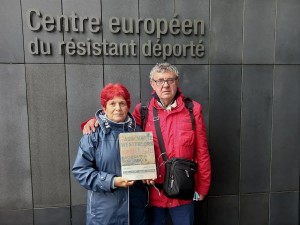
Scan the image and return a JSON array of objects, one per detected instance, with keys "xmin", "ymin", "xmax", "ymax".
[{"xmin": 119, "ymin": 132, "xmax": 157, "ymax": 180}]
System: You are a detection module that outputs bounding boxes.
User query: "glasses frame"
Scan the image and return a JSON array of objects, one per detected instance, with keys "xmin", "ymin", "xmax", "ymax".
[{"xmin": 152, "ymin": 77, "xmax": 178, "ymax": 86}]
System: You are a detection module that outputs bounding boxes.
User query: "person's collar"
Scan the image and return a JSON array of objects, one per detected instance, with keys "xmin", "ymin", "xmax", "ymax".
[
  {"xmin": 152, "ymin": 89, "xmax": 180, "ymax": 110},
  {"xmin": 95, "ymin": 109, "xmax": 135, "ymax": 133},
  {"xmin": 158, "ymin": 100, "xmax": 177, "ymax": 111}
]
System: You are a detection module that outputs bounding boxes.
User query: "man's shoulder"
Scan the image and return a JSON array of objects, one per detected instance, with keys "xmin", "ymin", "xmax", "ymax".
[{"xmin": 180, "ymin": 96, "xmax": 203, "ymax": 113}]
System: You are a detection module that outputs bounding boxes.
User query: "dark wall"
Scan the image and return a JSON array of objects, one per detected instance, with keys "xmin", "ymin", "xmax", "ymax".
[{"xmin": 0, "ymin": 0, "xmax": 299, "ymax": 225}]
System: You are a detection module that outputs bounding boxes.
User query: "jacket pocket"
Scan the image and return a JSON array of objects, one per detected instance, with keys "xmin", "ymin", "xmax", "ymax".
[
  {"xmin": 177, "ymin": 130, "xmax": 195, "ymax": 147},
  {"xmin": 177, "ymin": 119, "xmax": 195, "ymax": 147},
  {"xmin": 89, "ymin": 191, "xmax": 96, "ymax": 216},
  {"xmin": 176, "ymin": 121, "xmax": 195, "ymax": 157}
]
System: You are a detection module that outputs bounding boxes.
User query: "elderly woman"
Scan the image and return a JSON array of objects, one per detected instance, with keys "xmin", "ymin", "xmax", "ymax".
[{"xmin": 72, "ymin": 83, "xmax": 148, "ymax": 225}]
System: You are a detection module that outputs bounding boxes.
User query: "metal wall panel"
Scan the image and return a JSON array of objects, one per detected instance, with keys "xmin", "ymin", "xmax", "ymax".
[
  {"xmin": 210, "ymin": 0, "xmax": 244, "ymax": 64},
  {"xmin": 270, "ymin": 192, "xmax": 299, "ymax": 225},
  {"xmin": 272, "ymin": 65, "xmax": 300, "ymax": 191},
  {"xmin": 173, "ymin": 0, "xmax": 209, "ymax": 64},
  {"xmin": 21, "ymin": 0, "xmax": 64, "ymax": 63},
  {"xmin": 0, "ymin": 65, "xmax": 32, "ymax": 210},
  {"xmin": 207, "ymin": 195, "xmax": 239, "ymax": 225},
  {"xmin": 0, "ymin": 209, "xmax": 33, "ymax": 225},
  {"xmin": 240, "ymin": 194, "xmax": 269, "ymax": 225},
  {"xmin": 26, "ymin": 64, "xmax": 70, "ymax": 207},
  {"xmin": 139, "ymin": 0, "xmax": 175, "ymax": 64},
  {"xmin": 209, "ymin": 65, "xmax": 242, "ymax": 195},
  {"xmin": 240, "ymin": 65, "xmax": 273, "ymax": 193},
  {"xmin": 66, "ymin": 64, "xmax": 103, "ymax": 205},
  {"xmin": 276, "ymin": 0, "xmax": 300, "ymax": 64},
  {"xmin": 63, "ymin": 0, "xmax": 103, "ymax": 64},
  {"xmin": 243, "ymin": 0, "xmax": 276, "ymax": 64},
  {"xmin": 34, "ymin": 207, "xmax": 71, "ymax": 225},
  {"xmin": 0, "ymin": 0, "xmax": 24, "ymax": 63},
  {"xmin": 102, "ymin": 0, "xmax": 139, "ymax": 65}
]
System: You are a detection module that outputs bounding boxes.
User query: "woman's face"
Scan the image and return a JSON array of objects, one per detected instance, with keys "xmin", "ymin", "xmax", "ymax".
[{"xmin": 103, "ymin": 96, "xmax": 129, "ymax": 122}]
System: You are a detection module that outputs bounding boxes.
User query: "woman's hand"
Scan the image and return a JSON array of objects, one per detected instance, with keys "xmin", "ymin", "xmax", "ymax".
[{"xmin": 114, "ymin": 177, "xmax": 135, "ymax": 188}]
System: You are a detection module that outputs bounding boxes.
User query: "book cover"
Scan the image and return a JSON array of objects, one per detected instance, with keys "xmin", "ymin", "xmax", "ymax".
[{"xmin": 119, "ymin": 132, "xmax": 157, "ymax": 180}]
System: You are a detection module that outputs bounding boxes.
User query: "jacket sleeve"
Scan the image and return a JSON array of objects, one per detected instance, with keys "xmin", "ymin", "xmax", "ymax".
[
  {"xmin": 72, "ymin": 132, "xmax": 115, "ymax": 192},
  {"xmin": 80, "ymin": 116, "xmax": 96, "ymax": 131},
  {"xmin": 193, "ymin": 103, "xmax": 211, "ymax": 195},
  {"xmin": 132, "ymin": 103, "xmax": 142, "ymax": 126}
]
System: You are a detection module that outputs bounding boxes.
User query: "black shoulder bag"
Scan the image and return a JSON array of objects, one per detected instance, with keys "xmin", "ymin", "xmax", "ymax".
[{"xmin": 152, "ymin": 106, "xmax": 197, "ymax": 200}]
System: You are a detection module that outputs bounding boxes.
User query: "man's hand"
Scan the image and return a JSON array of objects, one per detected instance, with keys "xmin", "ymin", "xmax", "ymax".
[
  {"xmin": 195, "ymin": 194, "xmax": 206, "ymax": 201},
  {"xmin": 198, "ymin": 194, "xmax": 206, "ymax": 201},
  {"xmin": 83, "ymin": 118, "xmax": 98, "ymax": 135},
  {"xmin": 142, "ymin": 179, "xmax": 155, "ymax": 186}
]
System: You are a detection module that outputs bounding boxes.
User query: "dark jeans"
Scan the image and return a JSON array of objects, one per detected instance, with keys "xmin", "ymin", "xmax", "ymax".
[
  {"xmin": 129, "ymin": 181, "xmax": 149, "ymax": 225},
  {"xmin": 149, "ymin": 202, "xmax": 195, "ymax": 225}
]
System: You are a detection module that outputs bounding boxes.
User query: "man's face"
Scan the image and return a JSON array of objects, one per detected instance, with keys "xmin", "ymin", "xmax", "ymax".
[
  {"xmin": 150, "ymin": 71, "xmax": 179, "ymax": 106},
  {"xmin": 103, "ymin": 96, "xmax": 129, "ymax": 122}
]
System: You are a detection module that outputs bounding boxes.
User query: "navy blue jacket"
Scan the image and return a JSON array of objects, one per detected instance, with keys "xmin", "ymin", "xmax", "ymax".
[{"xmin": 72, "ymin": 110, "xmax": 148, "ymax": 225}]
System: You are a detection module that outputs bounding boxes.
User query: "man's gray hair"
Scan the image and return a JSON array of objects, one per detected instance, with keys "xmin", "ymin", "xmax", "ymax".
[{"xmin": 149, "ymin": 63, "xmax": 179, "ymax": 79}]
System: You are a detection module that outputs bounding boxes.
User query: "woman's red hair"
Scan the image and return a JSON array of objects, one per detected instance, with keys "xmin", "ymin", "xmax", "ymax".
[{"xmin": 100, "ymin": 83, "xmax": 131, "ymax": 109}]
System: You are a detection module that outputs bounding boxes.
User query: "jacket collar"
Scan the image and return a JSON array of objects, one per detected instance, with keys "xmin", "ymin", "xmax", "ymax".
[
  {"xmin": 152, "ymin": 88, "xmax": 182, "ymax": 109},
  {"xmin": 95, "ymin": 109, "xmax": 136, "ymax": 134}
]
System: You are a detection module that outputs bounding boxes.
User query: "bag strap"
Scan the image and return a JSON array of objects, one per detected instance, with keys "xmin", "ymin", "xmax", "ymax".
[
  {"xmin": 142, "ymin": 97, "xmax": 195, "ymax": 162},
  {"xmin": 153, "ymin": 107, "xmax": 168, "ymax": 162},
  {"xmin": 139, "ymin": 101, "xmax": 149, "ymax": 131},
  {"xmin": 184, "ymin": 97, "xmax": 195, "ymax": 130},
  {"xmin": 140, "ymin": 97, "xmax": 195, "ymax": 131}
]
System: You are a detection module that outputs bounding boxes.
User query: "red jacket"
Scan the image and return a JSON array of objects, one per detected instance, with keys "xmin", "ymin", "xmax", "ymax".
[{"xmin": 133, "ymin": 92, "xmax": 211, "ymax": 208}]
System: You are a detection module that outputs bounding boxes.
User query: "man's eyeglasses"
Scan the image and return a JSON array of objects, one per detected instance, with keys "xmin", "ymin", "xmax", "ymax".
[{"xmin": 152, "ymin": 77, "xmax": 178, "ymax": 86}]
